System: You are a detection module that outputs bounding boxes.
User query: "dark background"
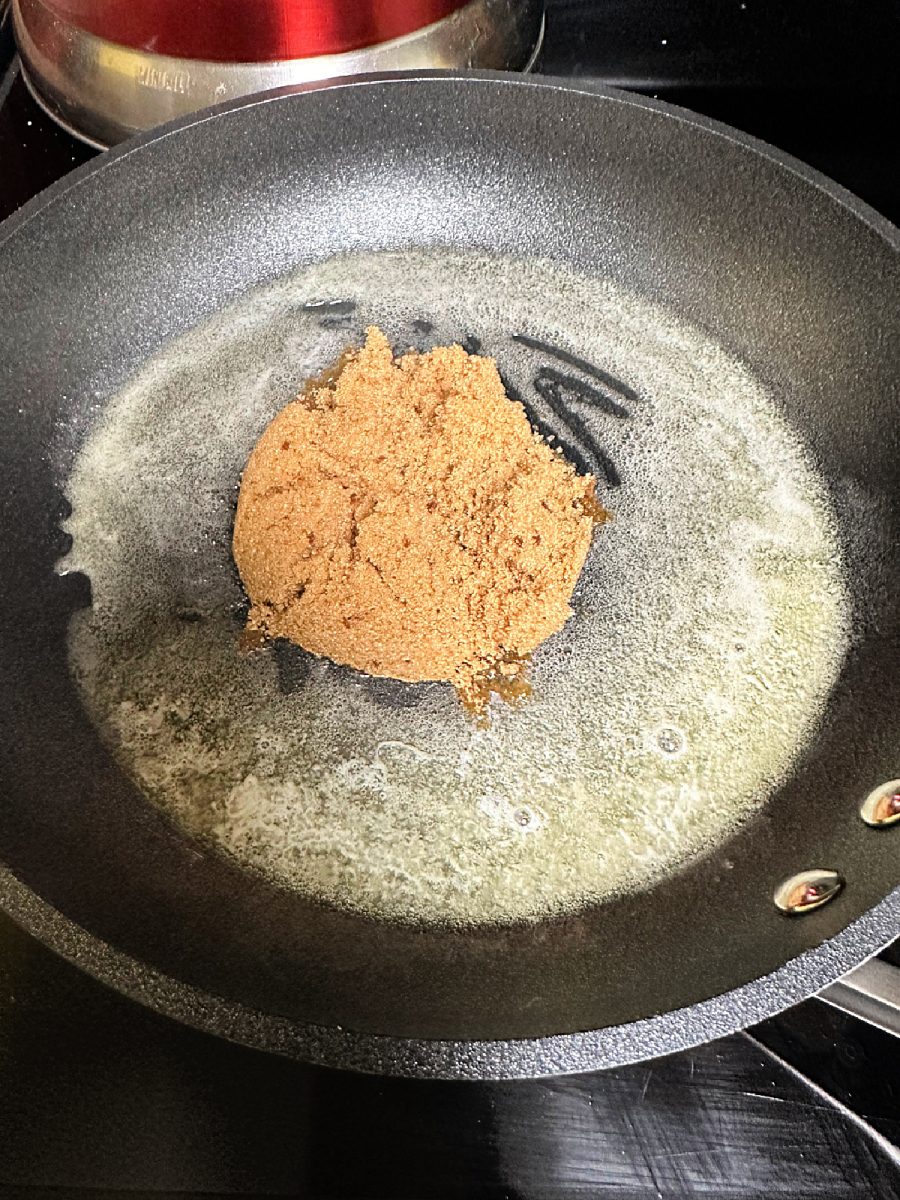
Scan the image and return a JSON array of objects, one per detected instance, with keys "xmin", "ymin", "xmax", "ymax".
[{"xmin": 1, "ymin": 0, "xmax": 899, "ymax": 1195}]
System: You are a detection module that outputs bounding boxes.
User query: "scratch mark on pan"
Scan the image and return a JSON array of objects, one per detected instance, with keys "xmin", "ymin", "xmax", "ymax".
[{"xmin": 741, "ymin": 1090, "xmax": 787, "ymax": 1103}]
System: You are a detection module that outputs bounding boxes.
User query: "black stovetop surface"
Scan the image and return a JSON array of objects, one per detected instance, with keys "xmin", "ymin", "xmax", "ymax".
[{"xmin": 1, "ymin": 1, "xmax": 899, "ymax": 1195}]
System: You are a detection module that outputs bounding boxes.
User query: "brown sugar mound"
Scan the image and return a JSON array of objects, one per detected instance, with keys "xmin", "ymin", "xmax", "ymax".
[{"xmin": 232, "ymin": 327, "xmax": 603, "ymax": 710}]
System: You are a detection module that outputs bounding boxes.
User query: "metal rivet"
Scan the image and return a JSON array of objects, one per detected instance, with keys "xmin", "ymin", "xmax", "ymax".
[
  {"xmin": 774, "ymin": 869, "xmax": 844, "ymax": 915},
  {"xmin": 860, "ymin": 780, "xmax": 900, "ymax": 827}
]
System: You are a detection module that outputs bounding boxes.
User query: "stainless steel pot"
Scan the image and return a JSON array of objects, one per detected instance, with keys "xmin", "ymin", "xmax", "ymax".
[{"xmin": 13, "ymin": 0, "xmax": 544, "ymax": 146}]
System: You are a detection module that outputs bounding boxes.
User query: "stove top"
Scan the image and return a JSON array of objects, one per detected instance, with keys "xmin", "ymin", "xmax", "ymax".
[{"xmin": 1, "ymin": 1, "xmax": 899, "ymax": 1195}]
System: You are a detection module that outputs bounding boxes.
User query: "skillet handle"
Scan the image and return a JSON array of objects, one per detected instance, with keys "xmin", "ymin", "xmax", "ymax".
[{"xmin": 818, "ymin": 958, "xmax": 900, "ymax": 1038}]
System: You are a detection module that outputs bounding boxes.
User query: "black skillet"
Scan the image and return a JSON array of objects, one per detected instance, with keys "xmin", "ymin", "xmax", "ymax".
[{"xmin": 0, "ymin": 73, "xmax": 898, "ymax": 1078}]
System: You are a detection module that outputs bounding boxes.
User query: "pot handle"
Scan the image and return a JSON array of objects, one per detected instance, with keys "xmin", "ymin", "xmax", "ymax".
[{"xmin": 818, "ymin": 958, "xmax": 900, "ymax": 1038}]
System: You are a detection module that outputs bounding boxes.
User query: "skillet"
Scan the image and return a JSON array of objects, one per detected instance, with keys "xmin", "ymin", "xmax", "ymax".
[{"xmin": 0, "ymin": 72, "xmax": 898, "ymax": 1078}]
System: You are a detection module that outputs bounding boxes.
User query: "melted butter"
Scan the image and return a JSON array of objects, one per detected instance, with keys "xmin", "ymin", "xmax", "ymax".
[
  {"xmin": 579, "ymin": 490, "xmax": 612, "ymax": 526},
  {"xmin": 60, "ymin": 248, "xmax": 849, "ymax": 928},
  {"xmin": 461, "ymin": 653, "xmax": 534, "ymax": 725},
  {"xmin": 299, "ymin": 346, "xmax": 355, "ymax": 403},
  {"xmin": 238, "ymin": 626, "xmax": 267, "ymax": 655}
]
